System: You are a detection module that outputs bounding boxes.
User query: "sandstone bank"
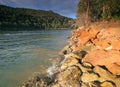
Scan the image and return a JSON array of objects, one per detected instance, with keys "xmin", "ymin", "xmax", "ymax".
[{"xmin": 21, "ymin": 21, "xmax": 120, "ymax": 87}]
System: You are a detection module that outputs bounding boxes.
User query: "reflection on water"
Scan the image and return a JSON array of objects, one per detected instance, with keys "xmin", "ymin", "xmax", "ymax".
[{"xmin": 0, "ymin": 30, "xmax": 70, "ymax": 87}]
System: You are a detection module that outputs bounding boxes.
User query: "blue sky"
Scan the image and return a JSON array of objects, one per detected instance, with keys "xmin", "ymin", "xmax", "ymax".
[{"xmin": 0, "ymin": 0, "xmax": 80, "ymax": 18}]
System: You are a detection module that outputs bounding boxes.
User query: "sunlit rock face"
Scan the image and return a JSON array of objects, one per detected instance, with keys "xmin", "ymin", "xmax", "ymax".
[
  {"xmin": 70, "ymin": 21, "xmax": 120, "ymax": 74},
  {"xmin": 22, "ymin": 21, "xmax": 120, "ymax": 87},
  {"xmin": 83, "ymin": 50, "xmax": 120, "ymax": 74}
]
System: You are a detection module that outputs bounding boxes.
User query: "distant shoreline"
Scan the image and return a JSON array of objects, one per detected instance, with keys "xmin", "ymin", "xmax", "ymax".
[{"xmin": 0, "ymin": 27, "xmax": 73, "ymax": 31}]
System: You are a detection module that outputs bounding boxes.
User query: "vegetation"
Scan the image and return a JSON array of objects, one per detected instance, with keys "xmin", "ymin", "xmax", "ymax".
[
  {"xmin": 77, "ymin": 0, "xmax": 120, "ymax": 26},
  {"xmin": 0, "ymin": 5, "xmax": 73, "ymax": 30}
]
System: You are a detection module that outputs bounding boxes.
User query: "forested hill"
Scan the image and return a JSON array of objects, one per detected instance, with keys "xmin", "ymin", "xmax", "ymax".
[{"xmin": 0, "ymin": 5, "xmax": 73, "ymax": 30}]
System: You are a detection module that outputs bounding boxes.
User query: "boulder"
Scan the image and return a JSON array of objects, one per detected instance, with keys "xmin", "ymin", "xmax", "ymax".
[
  {"xmin": 93, "ymin": 66, "xmax": 120, "ymax": 87},
  {"xmin": 60, "ymin": 56, "xmax": 79, "ymax": 70},
  {"xmin": 92, "ymin": 28, "xmax": 120, "ymax": 50},
  {"xmin": 77, "ymin": 63, "xmax": 93, "ymax": 73},
  {"xmin": 83, "ymin": 50, "xmax": 120, "ymax": 74},
  {"xmin": 93, "ymin": 66, "xmax": 116, "ymax": 81},
  {"xmin": 58, "ymin": 65, "xmax": 82, "ymax": 87},
  {"xmin": 81, "ymin": 72, "xmax": 100, "ymax": 83},
  {"xmin": 64, "ymin": 52, "xmax": 81, "ymax": 59},
  {"xmin": 52, "ymin": 84, "xmax": 61, "ymax": 87},
  {"xmin": 81, "ymin": 83, "xmax": 89, "ymax": 87},
  {"xmin": 101, "ymin": 81, "xmax": 116, "ymax": 87}
]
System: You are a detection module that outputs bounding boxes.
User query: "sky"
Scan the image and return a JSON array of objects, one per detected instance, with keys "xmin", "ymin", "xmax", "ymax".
[{"xmin": 0, "ymin": 0, "xmax": 80, "ymax": 18}]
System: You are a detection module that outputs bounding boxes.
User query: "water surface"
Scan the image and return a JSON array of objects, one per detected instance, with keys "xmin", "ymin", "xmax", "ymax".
[{"xmin": 0, "ymin": 30, "xmax": 70, "ymax": 87}]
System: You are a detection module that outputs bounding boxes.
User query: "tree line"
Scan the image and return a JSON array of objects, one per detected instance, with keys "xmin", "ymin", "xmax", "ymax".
[
  {"xmin": 0, "ymin": 5, "xmax": 73, "ymax": 30},
  {"xmin": 77, "ymin": 0, "xmax": 120, "ymax": 26}
]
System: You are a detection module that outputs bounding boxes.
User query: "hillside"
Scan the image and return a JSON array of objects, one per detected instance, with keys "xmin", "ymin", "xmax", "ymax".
[{"xmin": 0, "ymin": 5, "xmax": 73, "ymax": 30}]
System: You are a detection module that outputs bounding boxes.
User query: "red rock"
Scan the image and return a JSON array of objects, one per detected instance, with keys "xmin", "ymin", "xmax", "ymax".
[
  {"xmin": 72, "ymin": 23, "xmax": 120, "ymax": 50},
  {"xmin": 82, "ymin": 50, "xmax": 120, "ymax": 74},
  {"xmin": 112, "ymin": 40, "xmax": 120, "ymax": 50},
  {"xmin": 70, "ymin": 22, "xmax": 120, "ymax": 74},
  {"xmin": 92, "ymin": 28, "xmax": 120, "ymax": 50},
  {"xmin": 74, "ymin": 28, "xmax": 100, "ymax": 50},
  {"xmin": 77, "ymin": 30, "xmax": 91, "ymax": 47}
]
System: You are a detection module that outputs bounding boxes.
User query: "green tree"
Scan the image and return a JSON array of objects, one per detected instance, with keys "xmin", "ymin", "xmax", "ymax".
[
  {"xmin": 77, "ymin": 0, "xmax": 120, "ymax": 27},
  {"xmin": 0, "ymin": 5, "xmax": 73, "ymax": 30}
]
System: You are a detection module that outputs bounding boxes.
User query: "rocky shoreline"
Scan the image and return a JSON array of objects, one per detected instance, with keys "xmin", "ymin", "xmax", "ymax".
[{"xmin": 21, "ymin": 21, "xmax": 120, "ymax": 87}]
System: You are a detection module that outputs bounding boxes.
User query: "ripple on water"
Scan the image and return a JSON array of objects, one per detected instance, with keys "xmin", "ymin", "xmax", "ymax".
[{"xmin": 0, "ymin": 30, "xmax": 70, "ymax": 87}]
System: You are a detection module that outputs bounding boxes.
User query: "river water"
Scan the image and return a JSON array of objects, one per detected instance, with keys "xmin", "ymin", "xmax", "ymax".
[{"xmin": 0, "ymin": 30, "xmax": 70, "ymax": 87}]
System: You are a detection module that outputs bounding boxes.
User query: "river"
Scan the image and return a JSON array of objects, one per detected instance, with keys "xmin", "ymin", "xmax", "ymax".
[{"xmin": 0, "ymin": 30, "xmax": 70, "ymax": 87}]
